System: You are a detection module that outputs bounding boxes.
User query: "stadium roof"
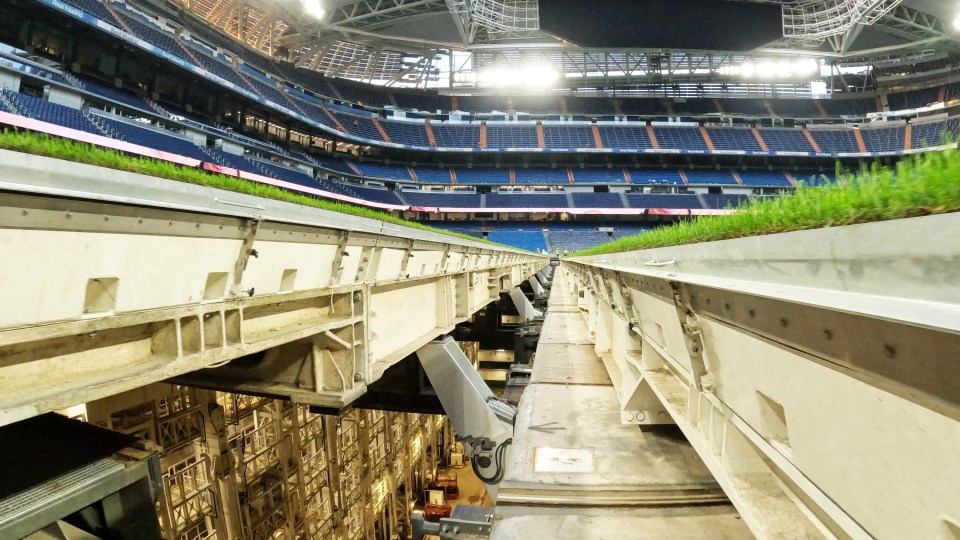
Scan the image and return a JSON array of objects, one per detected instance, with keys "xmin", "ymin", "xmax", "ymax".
[{"xmin": 171, "ymin": 0, "xmax": 960, "ymax": 89}]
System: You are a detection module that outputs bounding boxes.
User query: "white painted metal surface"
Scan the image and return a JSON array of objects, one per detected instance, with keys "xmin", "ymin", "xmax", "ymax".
[
  {"xmin": 0, "ymin": 150, "xmax": 545, "ymax": 426},
  {"xmin": 565, "ymin": 214, "xmax": 960, "ymax": 540}
]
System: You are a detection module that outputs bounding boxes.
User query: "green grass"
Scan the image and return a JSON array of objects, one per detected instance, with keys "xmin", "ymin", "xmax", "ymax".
[
  {"xmin": 574, "ymin": 146, "xmax": 960, "ymax": 256},
  {"xmin": 0, "ymin": 129, "xmax": 515, "ymax": 249}
]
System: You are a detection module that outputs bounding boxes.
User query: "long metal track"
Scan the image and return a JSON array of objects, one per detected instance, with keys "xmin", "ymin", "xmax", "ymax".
[
  {"xmin": 0, "ymin": 149, "xmax": 546, "ymax": 427},
  {"xmin": 564, "ymin": 213, "xmax": 960, "ymax": 540}
]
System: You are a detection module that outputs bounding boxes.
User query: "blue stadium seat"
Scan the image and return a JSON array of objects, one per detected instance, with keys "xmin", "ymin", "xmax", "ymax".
[
  {"xmin": 352, "ymin": 161, "xmax": 413, "ymax": 180},
  {"xmin": 542, "ymin": 125, "xmax": 595, "ymax": 148},
  {"xmin": 571, "ymin": 168, "xmax": 627, "ymax": 183},
  {"xmin": 684, "ymin": 170, "xmax": 738, "ymax": 185},
  {"xmin": 454, "ymin": 168, "xmax": 511, "ymax": 185},
  {"xmin": 412, "ymin": 167, "xmax": 453, "ymax": 184},
  {"xmin": 809, "ymin": 129, "xmax": 861, "ymax": 153},
  {"xmin": 624, "ymin": 193, "xmax": 702, "ymax": 209},
  {"xmin": 596, "ymin": 126, "xmax": 653, "ymax": 149},
  {"xmin": 759, "ymin": 128, "xmax": 815, "ymax": 153},
  {"xmin": 706, "ymin": 128, "xmax": 763, "ymax": 152},
  {"xmin": 403, "ymin": 190, "xmax": 481, "ymax": 208},
  {"xmin": 860, "ymin": 125, "xmax": 905, "ymax": 153},
  {"xmin": 652, "ymin": 126, "xmax": 708, "ymax": 151},
  {"xmin": 627, "ymin": 169, "xmax": 684, "ymax": 185},
  {"xmin": 486, "ymin": 125, "xmax": 538, "ymax": 149},
  {"xmin": 514, "ymin": 168, "xmax": 569, "ymax": 185},
  {"xmin": 571, "ymin": 193, "xmax": 624, "ymax": 208},
  {"xmin": 3, "ymin": 91, "xmax": 103, "ymax": 136},
  {"xmin": 431, "ymin": 124, "xmax": 480, "ymax": 148},
  {"xmin": 738, "ymin": 171, "xmax": 793, "ymax": 187}
]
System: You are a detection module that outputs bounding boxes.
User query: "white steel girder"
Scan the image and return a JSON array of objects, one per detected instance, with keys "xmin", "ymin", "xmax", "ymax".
[
  {"xmin": 0, "ymin": 150, "xmax": 544, "ymax": 427},
  {"xmin": 565, "ymin": 213, "xmax": 960, "ymax": 540}
]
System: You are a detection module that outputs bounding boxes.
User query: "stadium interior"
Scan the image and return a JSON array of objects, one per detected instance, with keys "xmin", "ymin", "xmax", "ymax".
[{"xmin": 0, "ymin": 0, "xmax": 958, "ymax": 538}]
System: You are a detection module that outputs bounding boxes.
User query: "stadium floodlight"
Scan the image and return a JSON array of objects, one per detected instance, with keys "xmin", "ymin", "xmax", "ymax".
[
  {"xmin": 303, "ymin": 0, "xmax": 325, "ymax": 19},
  {"xmin": 953, "ymin": 12, "xmax": 960, "ymax": 31}
]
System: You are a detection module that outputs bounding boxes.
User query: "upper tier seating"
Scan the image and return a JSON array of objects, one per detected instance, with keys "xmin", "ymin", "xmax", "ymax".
[
  {"xmin": 597, "ymin": 126, "xmax": 654, "ymax": 149},
  {"xmin": 860, "ymin": 125, "xmax": 905, "ymax": 153},
  {"xmin": 431, "ymin": 124, "xmax": 480, "ymax": 148},
  {"xmin": 514, "ymin": 168, "xmax": 569, "ymax": 185},
  {"xmin": 652, "ymin": 126, "xmax": 708, "ymax": 151},
  {"xmin": 486, "ymin": 126, "xmax": 538, "ymax": 149},
  {"xmin": 381, "ymin": 121, "xmax": 430, "ymax": 147},
  {"xmin": 542, "ymin": 125, "xmax": 595, "ymax": 148},
  {"xmin": 330, "ymin": 111, "xmax": 384, "ymax": 141},
  {"xmin": 759, "ymin": 128, "xmax": 815, "ymax": 153},
  {"xmin": 809, "ymin": 129, "xmax": 861, "ymax": 153},
  {"xmin": 716, "ymin": 99, "xmax": 769, "ymax": 116},
  {"xmin": 911, "ymin": 120, "xmax": 949, "ymax": 148},
  {"xmin": 887, "ymin": 88, "xmax": 941, "ymax": 110},
  {"xmin": 706, "ymin": 127, "xmax": 763, "ymax": 152}
]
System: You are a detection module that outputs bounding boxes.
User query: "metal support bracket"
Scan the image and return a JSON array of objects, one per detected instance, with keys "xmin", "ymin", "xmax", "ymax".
[
  {"xmin": 230, "ymin": 218, "xmax": 261, "ymax": 298},
  {"xmin": 417, "ymin": 337, "xmax": 515, "ymax": 502},
  {"xmin": 509, "ymin": 287, "xmax": 542, "ymax": 322},
  {"xmin": 668, "ymin": 280, "xmax": 711, "ymax": 392}
]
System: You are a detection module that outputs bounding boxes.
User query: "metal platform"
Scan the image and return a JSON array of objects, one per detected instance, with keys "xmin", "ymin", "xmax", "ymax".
[
  {"xmin": 492, "ymin": 270, "xmax": 750, "ymax": 538},
  {"xmin": 0, "ymin": 413, "xmax": 162, "ymax": 539},
  {"xmin": 563, "ymin": 214, "xmax": 960, "ymax": 540}
]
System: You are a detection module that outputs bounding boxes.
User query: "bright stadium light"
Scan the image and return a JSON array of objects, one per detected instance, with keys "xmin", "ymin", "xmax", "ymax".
[
  {"xmin": 303, "ymin": 0, "xmax": 325, "ymax": 19},
  {"xmin": 953, "ymin": 12, "xmax": 960, "ymax": 31}
]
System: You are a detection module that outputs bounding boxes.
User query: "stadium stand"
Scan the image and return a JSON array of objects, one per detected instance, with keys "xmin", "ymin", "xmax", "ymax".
[
  {"xmin": 352, "ymin": 161, "xmax": 413, "ymax": 181},
  {"xmin": 412, "ymin": 167, "xmax": 453, "ymax": 184},
  {"xmin": 597, "ymin": 126, "xmax": 654, "ymax": 149},
  {"xmin": 685, "ymin": 170, "xmax": 739, "ymax": 185},
  {"xmin": 702, "ymin": 194, "xmax": 751, "ymax": 209},
  {"xmin": 514, "ymin": 167, "xmax": 570, "ymax": 185},
  {"xmin": 431, "ymin": 124, "xmax": 480, "ymax": 148},
  {"xmin": 625, "ymin": 193, "xmax": 702, "ymax": 209},
  {"xmin": 760, "ymin": 128, "xmax": 816, "ymax": 153},
  {"xmin": 486, "ymin": 125, "xmax": 539, "ymax": 149},
  {"xmin": 572, "ymin": 168, "xmax": 628, "ymax": 183},
  {"xmin": 738, "ymin": 171, "xmax": 793, "ymax": 187},
  {"xmin": 860, "ymin": 125, "xmax": 906, "ymax": 153},
  {"xmin": 454, "ymin": 168, "xmax": 511, "ymax": 185},
  {"xmin": 653, "ymin": 126, "xmax": 708, "ymax": 151},
  {"xmin": 571, "ymin": 192, "xmax": 625, "ymax": 208},
  {"xmin": 706, "ymin": 127, "xmax": 763, "ymax": 152},
  {"xmin": 404, "ymin": 190, "xmax": 481, "ymax": 208},
  {"xmin": 809, "ymin": 128, "xmax": 861, "ymax": 153},
  {"xmin": 3, "ymin": 90, "xmax": 103, "ymax": 136},
  {"xmin": 628, "ymin": 169, "xmax": 685, "ymax": 185},
  {"xmin": 542, "ymin": 125, "xmax": 596, "ymax": 148},
  {"xmin": 485, "ymin": 192, "xmax": 568, "ymax": 208}
]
